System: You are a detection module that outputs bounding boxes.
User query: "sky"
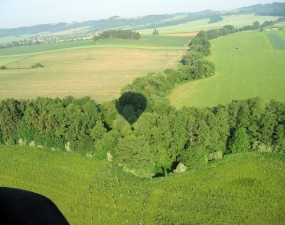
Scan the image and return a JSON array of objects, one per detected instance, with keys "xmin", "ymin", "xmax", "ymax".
[{"xmin": 0, "ymin": 0, "xmax": 284, "ymax": 29}]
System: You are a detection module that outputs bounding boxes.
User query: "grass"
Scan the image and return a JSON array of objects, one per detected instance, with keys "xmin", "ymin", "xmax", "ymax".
[
  {"xmin": 266, "ymin": 33, "xmax": 285, "ymax": 50},
  {"xmin": 169, "ymin": 30, "xmax": 285, "ymax": 109},
  {"xmin": 1, "ymin": 145, "xmax": 285, "ymax": 224},
  {"xmin": 0, "ymin": 145, "xmax": 106, "ymax": 224},
  {"xmin": 146, "ymin": 152, "xmax": 285, "ymax": 225}
]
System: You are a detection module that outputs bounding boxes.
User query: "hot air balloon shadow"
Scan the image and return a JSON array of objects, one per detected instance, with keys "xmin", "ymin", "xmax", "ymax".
[{"xmin": 115, "ymin": 92, "xmax": 147, "ymax": 126}]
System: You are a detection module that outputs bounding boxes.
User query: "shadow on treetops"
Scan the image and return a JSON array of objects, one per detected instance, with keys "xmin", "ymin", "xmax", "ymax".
[{"xmin": 115, "ymin": 92, "xmax": 147, "ymax": 125}]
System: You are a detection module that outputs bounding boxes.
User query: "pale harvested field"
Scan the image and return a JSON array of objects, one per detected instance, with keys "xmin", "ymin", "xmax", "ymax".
[
  {"xmin": 0, "ymin": 48, "xmax": 184, "ymax": 102},
  {"xmin": 162, "ymin": 32, "xmax": 198, "ymax": 37}
]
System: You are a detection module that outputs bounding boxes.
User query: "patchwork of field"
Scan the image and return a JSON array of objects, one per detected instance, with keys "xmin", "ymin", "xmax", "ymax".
[
  {"xmin": 169, "ymin": 30, "xmax": 285, "ymax": 109},
  {"xmin": 139, "ymin": 14, "xmax": 281, "ymax": 35},
  {"xmin": 1, "ymin": 14, "xmax": 279, "ymax": 45},
  {"xmin": 0, "ymin": 36, "xmax": 190, "ymax": 65},
  {"xmin": 1, "ymin": 145, "xmax": 285, "ymax": 224}
]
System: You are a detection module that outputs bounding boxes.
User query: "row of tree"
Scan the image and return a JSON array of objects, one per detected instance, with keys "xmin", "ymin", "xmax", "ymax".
[
  {"xmin": 93, "ymin": 29, "xmax": 140, "ymax": 41},
  {"xmin": 193, "ymin": 17, "xmax": 285, "ymax": 41}
]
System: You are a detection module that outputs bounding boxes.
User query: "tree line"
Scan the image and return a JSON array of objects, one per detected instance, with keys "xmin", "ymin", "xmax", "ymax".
[
  {"xmin": 93, "ymin": 29, "xmax": 140, "ymax": 41},
  {"xmin": 1, "ymin": 24, "xmax": 285, "ymax": 178},
  {"xmin": 1, "ymin": 96, "xmax": 285, "ymax": 178},
  {"xmin": 192, "ymin": 18, "xmax": 285, "ymax": 41}
]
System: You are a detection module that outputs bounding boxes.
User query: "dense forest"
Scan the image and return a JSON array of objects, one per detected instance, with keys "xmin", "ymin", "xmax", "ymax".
[
  {"xmin": 223, "ymin": 2, "xmax": 285, "ymax": 16},
  {"xmin": 1, "ymin": 22, "xmax": 285, "ymax": 178},
  {"xmin": 93, "ymin": 29, "xmax": 140, "ymax": 41}
]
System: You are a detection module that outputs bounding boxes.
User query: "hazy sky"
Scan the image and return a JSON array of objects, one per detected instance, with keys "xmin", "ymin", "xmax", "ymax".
[{"xmin": 0, "ymin": 0, "xmax": 284, "ymax": 28}]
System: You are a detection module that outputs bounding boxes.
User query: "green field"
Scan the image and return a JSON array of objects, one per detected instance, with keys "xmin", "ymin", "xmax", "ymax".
[
  {"xmin": 169, "ymin": 30, "xmax": 285, "ymax": 109},
  {"xmin": 0, "ymin": 36, "xmax": 188, "ymax": 102},
  {"xmin": 1, "ymin": 145, "xmax": 285, "ymax": 224},
  {"xmin": 267, "ymin": 33, "xmax": 285, "ymax": 50}
]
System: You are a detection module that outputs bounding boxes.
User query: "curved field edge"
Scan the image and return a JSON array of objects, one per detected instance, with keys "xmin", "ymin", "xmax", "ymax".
[
  {"xmin": 1, "ymin": 145, "xmax": 285, "ymax": 224},
  {"xmin": 168, "ymin": 30, "xmax": 285, "ymax": 109},
  {"xmin": 0, "ymin": 48, "xmax": 185, "ymax": 103}
]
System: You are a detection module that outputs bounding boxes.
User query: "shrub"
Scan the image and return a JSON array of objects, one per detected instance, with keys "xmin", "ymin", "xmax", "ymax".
[
  {"xmin": 0, "ymin": 66, "xmax": 7, "ymax": 70},
  {"xmin": 208, "ymin": 151, "xmax": 223, "ymax": 161},
  {"xmin": 31, "ymin": 63, "xmax": 44, "ymax": 68}
]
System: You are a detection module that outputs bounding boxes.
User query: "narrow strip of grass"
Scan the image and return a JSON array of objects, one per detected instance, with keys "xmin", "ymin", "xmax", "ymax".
[{"xmin": 266, "ymin": 33, "xmax": 285, "ymax": 50}]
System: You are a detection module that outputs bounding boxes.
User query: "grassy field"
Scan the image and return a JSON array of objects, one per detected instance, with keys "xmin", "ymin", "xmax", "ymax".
[
  {"xmin": 0, "ymin": 35, "xmax": 190, "ymax": 102},
  {"xmin": 0, "ymin": 46, "xmax": 185, "ymax": 102},
  {"xmin": 139, "ymin": 14, "xmax": 281, "ymax": 35},
  {"xmin": 169, "ymin": 30, "xmax": 285, "ymax": 109},
  {"xmin": 1, "ymin": 145, "xmax": 285, "ymax": 224}
]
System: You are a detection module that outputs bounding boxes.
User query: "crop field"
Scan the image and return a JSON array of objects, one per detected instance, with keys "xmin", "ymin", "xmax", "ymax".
[
  {"xmin": 169, "ymin": 30, "xmax": 285, "ymax": 109},
  {"xmin": 267, "ymin": 33, "xmax": 285, "ymax": 50},
  {"xmin": 0, "ymin": 35, "xmax": 190, "ymax": 102},
  {"xmin": 139, "ymin": 14, "xmax": 280, "ymax": 35},
  {"xmin": 93, "ymin": 35, "xmax": 191, "ymax": 48},
  {"xmin": 0, "ymin": 47, "xmax": 185, "ymax": 102},
  {"xmin": 1, "ymin": 145, "xmax": 285, "ymax": 224}
]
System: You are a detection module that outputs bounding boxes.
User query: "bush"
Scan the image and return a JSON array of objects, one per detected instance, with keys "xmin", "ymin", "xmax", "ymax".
[
  {"xmin": 0, "ymin": 66, "xmax": 7, "ymax": 70},
  {"xmin": 31, "ymin": 63, "xmax": 44, "ymax": 68},
  {"xmin": 208, "ymin": 151, "xmax": 223, "ymax": 161}
]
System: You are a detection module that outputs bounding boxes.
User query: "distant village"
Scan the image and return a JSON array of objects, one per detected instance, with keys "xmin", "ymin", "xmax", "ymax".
[{"xmin": 0, "ymin": 31, "xmax": 99, "ymax": 49}]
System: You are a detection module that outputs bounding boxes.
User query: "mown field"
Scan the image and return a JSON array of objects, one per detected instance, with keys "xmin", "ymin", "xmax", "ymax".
[
  {"xmin": 0, "ymin": 36, "xmax": 189, "ymax": 102},
  {"xmin": 1, "ymin": 145, "xmax": 285, "ymax": 224},
  {"xmin": 267, "ymin": 33, "xmax": 285, "ymax": 50},
  {"xmin": 169, "ymin": 30, "xmax": 285, "ymax": 109}
]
